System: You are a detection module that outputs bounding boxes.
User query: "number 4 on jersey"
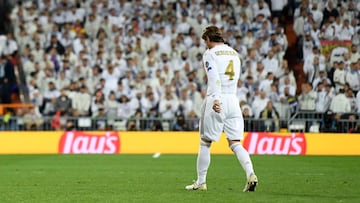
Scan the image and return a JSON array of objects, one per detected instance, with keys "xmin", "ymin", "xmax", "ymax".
[{"xmin": 225, "ymin": 60, "xmax": 234, "ymax": 80}]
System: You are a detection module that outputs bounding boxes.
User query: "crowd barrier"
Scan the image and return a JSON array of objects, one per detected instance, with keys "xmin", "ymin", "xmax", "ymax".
[{"xmin": 0, "ymin": 131, "xmax": 359, "ymax": 155}]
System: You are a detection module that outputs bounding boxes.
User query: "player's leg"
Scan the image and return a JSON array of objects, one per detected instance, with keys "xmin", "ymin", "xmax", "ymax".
[
  {"xmin": 186, "ymin": 98, "xmax": 223, "ymax": 190},
  {"xmin": 185, "ymin": 138, "xmax": 211, "ymax": 190},
  {"xmin": 225, "ymin": 117, "xmax": 258, "ymax": 192},
  {"xmin": 227, "ymin": 139, "xmax": 258, "ymax": 192}
]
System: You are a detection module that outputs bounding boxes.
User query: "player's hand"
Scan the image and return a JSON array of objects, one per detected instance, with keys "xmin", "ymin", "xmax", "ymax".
[{"xmin": 213, "ymin": 100, "xmax": 221, "ymax": 113}]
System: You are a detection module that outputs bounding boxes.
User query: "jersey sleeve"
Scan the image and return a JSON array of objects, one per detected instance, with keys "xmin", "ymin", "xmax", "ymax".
[{"xmin": 203, "ymin": 52, "xmax": 221, "ymax": 100}]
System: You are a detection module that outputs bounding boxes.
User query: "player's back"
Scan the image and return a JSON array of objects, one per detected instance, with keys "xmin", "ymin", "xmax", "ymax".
[{"xmin": 208, "ymin": 44, "xmax": 240, "ymax": 94}]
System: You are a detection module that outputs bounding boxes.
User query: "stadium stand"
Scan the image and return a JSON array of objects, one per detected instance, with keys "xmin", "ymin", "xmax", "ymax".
[{"xmin": 0, "ymin": 0, "xmax": 359, "ymax": 133}]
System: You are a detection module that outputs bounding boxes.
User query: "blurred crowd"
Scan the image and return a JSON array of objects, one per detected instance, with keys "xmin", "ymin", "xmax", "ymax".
[{"xmin": 0, "ymin": 0, "xmax": 359, "ymax": 132}]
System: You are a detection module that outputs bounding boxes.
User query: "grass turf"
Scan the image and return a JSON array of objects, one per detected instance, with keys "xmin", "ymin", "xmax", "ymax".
[{"xmin": 0, "ymin": 155, "xmax": 359, "ymax": 203}]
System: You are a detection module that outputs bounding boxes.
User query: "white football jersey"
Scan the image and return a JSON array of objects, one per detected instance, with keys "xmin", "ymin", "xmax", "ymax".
[{"xmin": 203, "ymin": 44, "xmax": 241, "ymax": 99}]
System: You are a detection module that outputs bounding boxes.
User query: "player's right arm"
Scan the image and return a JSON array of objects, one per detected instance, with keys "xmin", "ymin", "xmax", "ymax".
[{"xmin": 203, "ymin": 52, "xmax": 222, "ymax": 113}]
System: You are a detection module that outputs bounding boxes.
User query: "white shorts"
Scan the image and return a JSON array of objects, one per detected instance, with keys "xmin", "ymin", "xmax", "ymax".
[{"xmin": 199, "ymin": 94, "xmax": 244, "ymax": 142}]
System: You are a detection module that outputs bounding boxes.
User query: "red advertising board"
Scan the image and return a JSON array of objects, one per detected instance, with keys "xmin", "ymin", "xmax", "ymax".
[
  {"xmin": 58, "ymin": 131, "xmax": 121, "ymax": 154},
  {"xmin": 243, "ymin": 132, "xmax": 306, "ymax": 155}
]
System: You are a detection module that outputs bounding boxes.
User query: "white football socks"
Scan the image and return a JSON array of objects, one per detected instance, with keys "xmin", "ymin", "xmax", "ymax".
[
  {"xmin": 230, "ymin": 142, "xmax": 254, "ymax": 179},
  {"xmin": 196, "ymin": 140, "xmax": 211, "ymax": 185}
]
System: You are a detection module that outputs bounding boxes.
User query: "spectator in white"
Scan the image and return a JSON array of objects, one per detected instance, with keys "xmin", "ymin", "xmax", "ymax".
[
  {"xmin": 293, "ymin": 7, "xmax": 307, "ymax": 38},
  {"xmin": 345, "ymin": 88, "xmax": 357, "ymax": 112},
  {"xmin": 315, "ymin": 83, "xmax": 334, "ymax": 113},
  {"xmin": 142, "ymin": 90, "xmax": 159, "ymax": 114},
  {"xmin": 233, "ymin": 36, "xmax": 248, "ymax": 59},
  {"xmin": 15, "ymin": 27, "xmax": 30, "ymax": 52},
  {"xmin": 302, "ymin": 32, "xmax": 316, "ymax": 62},
  {"xmin": 240, "ymin": 100, "xmax": 254, "ymax": 118},
  {"xmin": 188, "ymin": 37, "xmax": 206, "ymax": 63},
  {"xmin": 72, "ymin": 33, "xmax": 89, "ymax": 55},
  {"xmin": 338, "ymin": 19, "xmax": 354, "ymax": 41},
  {"xmin": 142, "ymin": 48, "xmax": 159, "ymax": 78},
  {"xmin": 72, "ymin": 85, "xmax": 91, "ymax": 116},
  {"xmin": 84, "ymin": 14, "xmax": 100, "ymax": 41},
  {"xmin": 304, "ymin": 46, "xmax": 325, "ymax": 73},
  {"xmin": 320, "ymin": 20, "xmax": 335, "ymax": 40},
  {"xmin": 298, "ymin": 82, "xmax": 316, "ymax": 111},
  {"xmin": 256, "ymin": 20, "xmax": 271, "ymax": 41},
  {"xmin": 275, "ymin": 25, "xmax": 288, "ymax": 51},
  {"xmin": 350, "ymin": 45, "xmax": 360, "ymax": 64},
  {"xmin": 71, "ymin": 63, "xmax": 87, "ymax": 83},
  {"xmin": 105, "ymin": 91, "xmax": 119, "ymax": 121},
  {"xmin": 40, "ymin": 67, "xmax": 56, "ymax": 93},
  {"xmin": 312, "ymin": 69, "xmax": 332, "ymax": 90},
  {"xmin": 87, "ymin": 65, "xmax": 102, "ymax": 93},
  {"xmin": 243, "ymin": 30, "xmax": 256, "ymax": 50},
  {"xmin": 111, "ymin": 48, "xmax": 127, "ymax": 78},
  {"xmin": 159, "ymin": 92, "xmax": 179, "ymax": 120},
  {"xmin": 332, "ymin": 16, "xmax": 343, "ymax": 38},
  {"xmin": 192, "ymin": 13, "xmax": 208, "ymax": 37},
  {"xmin": 270, "ymin": 0, "xmax": 287, "ymax": 20},
  {"xmin": 129, "ymin": 90, "xmax": 147, "ymax": 114},
  {"xmin": 234, "ymin": 0, "xmax": 254, "ymax": 22},
  {"xmin": 188, "ymin": 82, "xmax": 203, "ymax": 118},
  {"xmin": 102, "ymin": 63, "xmax": 120, "ymax": 96},
  {"xmin": 0, "ymin": 33, "xmax": 18, "ymax": 56},
  {"xmin": 330, "ymin": 88, "xmax": 351, "ymax": 113},
  {"xmin": 107, "ymin": 7, "xmax": 122, "ymax": 28},
  {"xmin": 279, "ymin": 76, "xmax": 296, "ymax": 96},
  {"xmin": 43, "ymin": 81, "xmax": 61, "ymax": 115},
  {"xmin": 114, "ymin": 81, "xmax": 129, "ymax": 100},
  {"xmin": 259, "ymin": 72, "xmax": 274, "ymax": 93},
  {"xmin": 91, "ymin": 89, "xmax": 106, "ymax": 117},
  {"xmin": 153, "ymin": 26, "xmax": 171, "ymax": 56},
  {"xmin": 178, "ymin": 88, "xmax": 193, "ymax": 117},
  {"xmin": 30, "ymin": 42, "xmax": 45, "ymax": 63},
  {"xmin": 52, "ymin": 6, "xmax": 65, "ymax": 26},
  {"xmin": 140, "ymin": 28, "xmax": 156, "ymax": 54},
  {"xmin": 253, "ymin": 0, "xmax": 271, "ymax": 19},
  {"xmin": 345, "ymin": 59, "xmax": 360, "ymax": 93},
  {"xmin": 252, "ymin": 90, "xmax": 269, "ymax": 119},
  {"xmin": 117, "ymin": 94, "xmax": 136, "ymax": 120},
  {"xmin": 29, "ymin": 84, "xmax": 43, "ymax": 111},
  {"xmin": 23, "ymin": 106, "xmax": 43, "ymax": 130},
  {"xmin": 253, "ymin": 61, "xmax": 267, "ymax": 83},
  {"xmin": 279, "ymin": 86, "xmax": 299, "ymax": 116},
  {"xmin": 333, "ymin": 60, "xmax": 346, "ymax": 93},
  {"xmin": 309, "ymin": 23, "xmax": 321, "ymax": 48},
  {"xmin": 310, "ymin": 2, "xmax": 323, "ymax": 27},
  {"xmin": 304, "ymin": 55, "xmax": 324, "ymax": 84},
  {"xmin": 22, "ymin": 53, "xmax": 36, "ymax": 76},
  {"xmin": 268, "ymin": 83, "xmax": 281, "ymax": 103},
  {"xmin": 126, "ymin": 56, "xmax": 140, "ymax": 75},
  {"xmin": 55, "ymin": 70, "xmax": 70, "ymax": 90},
  {"xmin": 338, "ymin": 6, "xmax": 352, "ymax": 22},
  {"xmin": 262, "ymin": 50, "xmax": 279, "ymax": 74},
  {"xmin": 23, "ymin": 2, "xmax": 38, "ymax": 22},
  {"xmin": 65, "ymin": 4, "xmax": 84, "ymax": 24},
  {"xmin": 132, "ymin": 71, "xmax": 148, "ymax": 93},
  {"xmin": 236, "ymin": 80, "xmax": 249, "ymax": 104},
  {"xmin": 177, "ymin": 11, "xmax": 191, "ymax": 35},
  {"xmin": 330, "ymin": 41, "xmax": 349, "ymax": 65},
  {"xmin": 276, "ymin": 59, "xmax": 288, "ymax": 78}
]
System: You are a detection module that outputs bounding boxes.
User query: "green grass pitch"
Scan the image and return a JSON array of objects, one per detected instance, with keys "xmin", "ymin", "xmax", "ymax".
[{"xmin": 0, "ymin": 154, "xmax": 359, "ymax": 203}]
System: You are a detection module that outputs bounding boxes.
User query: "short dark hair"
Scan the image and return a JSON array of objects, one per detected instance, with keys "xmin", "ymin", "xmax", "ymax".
[{"xmin": 201, "ymin": 26, "xmax": 224, "ymax": 42}]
